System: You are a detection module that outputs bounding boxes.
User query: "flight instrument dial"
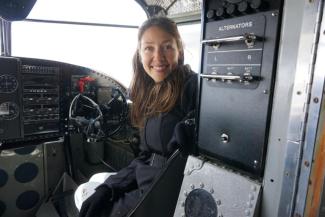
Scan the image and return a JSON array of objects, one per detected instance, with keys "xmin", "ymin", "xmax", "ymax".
[
  {"xmin": 0, "ymin": 102, "xmax": 19, "ymax": 120},
  {"xmin": 0, "ymin": 74, "xmax": 18, "ymax": 93}
]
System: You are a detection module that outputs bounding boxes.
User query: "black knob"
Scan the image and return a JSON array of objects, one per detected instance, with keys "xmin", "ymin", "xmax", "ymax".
[
  {"xmin": 206, "ymin": 9, "xmax": 216, "ymax": 19},
  {"xmin": 215, "ymin": 7, "xmax": 225, "ymax": 18},
  {"xmin": 237, "ymin": 1, "xmax": 249, "ymax": 13},
  {"xmin": 225, "ymin": 3, "xmax": 237, "ymax": 16},
  {"xmin": 250, "ymin": 0, "xmax": 262, "ymax": 9}
]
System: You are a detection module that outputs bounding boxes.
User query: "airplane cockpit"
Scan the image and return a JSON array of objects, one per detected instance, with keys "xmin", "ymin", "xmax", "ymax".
[{"xmin": 1, "ymin": 0, "xmax": 325, "ymax": 217}]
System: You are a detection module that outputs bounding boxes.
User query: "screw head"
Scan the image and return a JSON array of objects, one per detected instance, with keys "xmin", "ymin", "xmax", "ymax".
[{"xmin": 313, "ymin": 97, "xmax": 319, "ymax": 103}]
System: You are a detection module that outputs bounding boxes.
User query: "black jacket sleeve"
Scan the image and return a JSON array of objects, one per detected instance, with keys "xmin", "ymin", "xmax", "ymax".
[
  {"xmin": 167, "ymin": 72, "xmax": 198, "ymax": 155},
  {"xmin": 180, "ymin": 72, "xmax": 198, "ymax": 116}
]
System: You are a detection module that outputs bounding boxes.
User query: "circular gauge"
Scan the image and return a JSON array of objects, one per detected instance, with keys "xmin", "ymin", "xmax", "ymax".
[
  {"xmin": 0, "ymin": 102, "xmax": 19, "ymax": 120},
  {"xmin": 0, "ymin": 74, "xmax": 18, "ymax": 93}
]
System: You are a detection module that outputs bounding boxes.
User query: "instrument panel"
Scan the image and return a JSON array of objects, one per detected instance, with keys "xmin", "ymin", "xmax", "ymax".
[
  {"xmin": 0, "ymin": 57, "xmax": 23, "ymax": 142},
  {"xmin": 0, "ymin": 57, "xmax": 127, "ymax": 148},
  {"xmin": 198, "ymin": 0, "xmax": 282, "ymax": 177}
]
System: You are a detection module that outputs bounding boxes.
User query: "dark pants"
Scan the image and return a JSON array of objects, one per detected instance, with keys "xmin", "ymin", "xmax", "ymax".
[
  {"xmin": 102, "ymin": 154, "xmax": 168, "ymax": 217},
  {"xmin": 98, "ymin": 189, "xmax": 140, "ymax": 217}
]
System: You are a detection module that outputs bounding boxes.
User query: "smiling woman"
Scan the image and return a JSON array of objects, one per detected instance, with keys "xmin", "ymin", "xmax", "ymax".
[{"xmin": 75, "ymin": 16, "xmax": 198, "ymax": 217}]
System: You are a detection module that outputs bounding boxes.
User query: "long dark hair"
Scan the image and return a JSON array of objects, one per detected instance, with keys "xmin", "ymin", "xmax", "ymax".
[{"xmin": 130, "ymin": 16, "xmax": 190, "ymax": 128}]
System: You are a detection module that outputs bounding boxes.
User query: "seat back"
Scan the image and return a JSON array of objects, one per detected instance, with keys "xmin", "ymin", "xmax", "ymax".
[{"xmin": 127, "ymin": 150, "xmax": 187, "ymax": 217}]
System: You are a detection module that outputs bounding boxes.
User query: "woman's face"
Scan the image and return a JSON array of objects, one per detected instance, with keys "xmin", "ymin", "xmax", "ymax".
[{"xmin": 139, "ymin": 26, "xmax": 180, "ymax": 83}]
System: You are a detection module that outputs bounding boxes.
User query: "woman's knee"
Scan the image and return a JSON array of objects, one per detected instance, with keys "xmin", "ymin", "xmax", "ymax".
[
  {"xmin": 89, "ymin": 172, "xmax": 115, "ymax": 183},
  {"xmin": 74, "ymin": 172, "xmax": 116, "ymax": 210}
]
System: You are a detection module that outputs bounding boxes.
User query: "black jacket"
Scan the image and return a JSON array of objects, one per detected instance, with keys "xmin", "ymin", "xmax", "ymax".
[{"xmin": 102, "ymin": 72, "xmax": 197, "ymax": 217}]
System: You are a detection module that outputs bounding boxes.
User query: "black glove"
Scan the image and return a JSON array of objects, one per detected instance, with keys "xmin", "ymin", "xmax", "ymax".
[
  {"xmin": 79, "ymin": 185, "xmax": 112, "ymax": 217},
  {"xmin": 173, "ymin": 117, "xmax": 196, "ymax": 156}
]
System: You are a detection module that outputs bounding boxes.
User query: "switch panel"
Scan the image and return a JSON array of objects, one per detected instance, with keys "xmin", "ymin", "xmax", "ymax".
[{"xmin": 197, "ymin": 0, "xmax": 282, "ymax": 177}]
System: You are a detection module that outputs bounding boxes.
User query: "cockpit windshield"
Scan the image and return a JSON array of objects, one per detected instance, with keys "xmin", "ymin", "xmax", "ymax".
[{"xmin": 11, "ymin": 0, "xmax": 147, "ymax": 87}]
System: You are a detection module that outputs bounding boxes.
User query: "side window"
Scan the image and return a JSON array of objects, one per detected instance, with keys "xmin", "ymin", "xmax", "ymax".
[
  {"xmin": 11, "ymin": 0, "xmax": 147, "ymax": 87},
  {"xmin": 178, "ymin": 23, "xmax": 201, "ymax": 73}
]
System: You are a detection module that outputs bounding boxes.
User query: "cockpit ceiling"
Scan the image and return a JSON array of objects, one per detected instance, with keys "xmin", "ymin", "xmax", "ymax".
[
  {"xmin": 0, "ymin": 0, "xmax": 201, "ymax": 23},
  {"xmin": 135, "ymin": 0, "xmax": 201, "ymax": 22}
]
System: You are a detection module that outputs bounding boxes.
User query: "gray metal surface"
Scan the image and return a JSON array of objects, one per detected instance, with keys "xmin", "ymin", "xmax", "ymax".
[
  {"xmin": 0, "ymin": 145, "xmax": 45, "ymax": 217},
  {"xmin": 276, "ymin": 0, "xmax": 325, "ymax": 216},
  {"xmin": 174, "ymin": 156, "xmax": 262, "ymax": 217},
  {"xmin": 294, "ymin": 0, "xmax": 325, "ymax": 215},
  {"xmin": 261, "ymin": 0, "xmax": 306, "ymax": 216},
  {"xmin": 43, "ymin": 137, "xmax": 66, "ymax": 196},
  {"xmin": 0, "ymin": 19, "xmax": 11, "ymax": 56}
]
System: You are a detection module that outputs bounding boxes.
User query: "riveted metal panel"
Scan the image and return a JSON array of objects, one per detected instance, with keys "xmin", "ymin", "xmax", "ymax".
[{"xmin": 174, "ymin": 156, "xmax": 262, "ymax": 217}]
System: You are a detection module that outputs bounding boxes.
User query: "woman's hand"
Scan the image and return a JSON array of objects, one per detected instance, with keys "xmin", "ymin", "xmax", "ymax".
[{"xmin": 79, "ymin": 185, "xmax": 112, "ymax": 217}]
